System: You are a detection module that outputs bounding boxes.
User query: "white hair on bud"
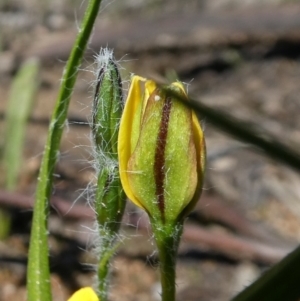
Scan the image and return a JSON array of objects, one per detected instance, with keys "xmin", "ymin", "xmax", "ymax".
[{"xmin": 95, "ymin": 47, "xmax": 114, "ymax": 68}]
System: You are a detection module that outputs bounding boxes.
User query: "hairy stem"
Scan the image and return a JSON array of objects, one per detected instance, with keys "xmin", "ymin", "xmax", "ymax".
[
  {"xmin": 94, "ymin": 166, "xmax": 125, "ymax": 300},
  {"xmin": 152, "ymin": 220, "xmax": 183, "ymax": 301},
  {"xmin": 26, "ymin": 1, "xmax": 103, "ymax": 301},
  {"xmin": 96, "ymin": 229, "xmax": 120, "ymax": 301}
]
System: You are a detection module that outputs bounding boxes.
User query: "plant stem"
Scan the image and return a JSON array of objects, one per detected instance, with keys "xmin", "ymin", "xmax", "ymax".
[
  {"xmin": 96, "ymin": 230, "xmax": 119, "ymax": 301},
  {"xmin": 153, "ymin": 221, "xmax": 183, "ymax": 301},
  {"xmin": 94, "ymin": 166, "xmax": 125, "ymax": 300},
  {"xmin": 26, "ymin": 1, "xmax": 102, "ymax": 301},
  {"xmin": 157, "ymin": 237, "xmax": 177, "ymax": 300}
]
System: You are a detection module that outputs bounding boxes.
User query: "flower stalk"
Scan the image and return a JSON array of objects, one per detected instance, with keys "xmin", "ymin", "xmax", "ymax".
[{"xmin": 152, "ymin": 220, "xmax": 183, "ymax": 301}]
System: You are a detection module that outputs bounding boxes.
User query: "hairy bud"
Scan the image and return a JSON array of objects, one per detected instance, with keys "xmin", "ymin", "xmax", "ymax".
[
  {"xmin": 92, "ymin": 49, "xmax": 126, "ymax": 231},
  {"xmin": 92, "ymin": 49, "xmax": 123, "ymax": 159}
]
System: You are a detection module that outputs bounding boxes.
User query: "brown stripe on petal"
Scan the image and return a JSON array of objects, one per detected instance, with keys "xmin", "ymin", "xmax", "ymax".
[{"xmin": 154, "ymin": 95, "xmax": 172, "ymax": 223}]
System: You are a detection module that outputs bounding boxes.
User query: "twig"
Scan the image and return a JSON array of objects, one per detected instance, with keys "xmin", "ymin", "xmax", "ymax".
[
  {"xmin": 165, "ymin": 89, "xmax": 300, "ymax": 173},
  {"xmin": 0, "ymin": 190, "xmax": 293, "ymax": 265}
]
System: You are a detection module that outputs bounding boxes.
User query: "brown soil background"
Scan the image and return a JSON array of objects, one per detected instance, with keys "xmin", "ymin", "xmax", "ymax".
[{"xmin": 1, "ymin": 1, "xmax": 300, "ymax": 300}]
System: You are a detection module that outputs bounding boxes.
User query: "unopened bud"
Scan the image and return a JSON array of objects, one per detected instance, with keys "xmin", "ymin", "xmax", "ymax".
[
  {"xmin": 118, "ymin": 76, "xmax": 205, "ymax": 224},
  {"xmin": 92, "ymin": 49, "xmax": 123, "ymax": 159},
  {"xmin": 92, "ymin": 48, "xmax": 126, "ymax": 232}
]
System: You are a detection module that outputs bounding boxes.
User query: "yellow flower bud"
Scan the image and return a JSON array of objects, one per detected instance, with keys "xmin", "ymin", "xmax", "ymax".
[
  {"xmin": 118, "ymin": 76, "xmax": 205, "ymax": 223},
  {"xmin": 67, "ymin": 287, "xmax": 99, "ymax": 301}
]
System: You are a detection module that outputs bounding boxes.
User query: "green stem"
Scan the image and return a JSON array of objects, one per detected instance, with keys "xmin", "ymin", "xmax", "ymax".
[
  {"xmin": 26, "ymin": 1, "xmax": 102, "ymax": 301},
  {"xmin": 94, "ymin": 166, "xmax": 125, "ymax": 300},
  {"xmin": 157, "ymin": 237, "xmax": 177, "ymax": 300},
  {"xmin": 96, "ymin": 231, "xmax": 120, "ymax": 301},
  {"xmin": 153, "ymin": 221, "xmax": 183, "ymax": 301}
]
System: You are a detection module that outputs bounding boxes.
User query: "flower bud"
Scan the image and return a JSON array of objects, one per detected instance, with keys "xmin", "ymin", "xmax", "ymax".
[
  {"xmin": 92, "ymin": 49, "xmax": 126, "ymax": 231},
  {"xmin": 92, "ymin": 49, "xmax": 123, "ymax": 159},
  {"xmin": 118, "ymin": 76, "xmax": 205, "ymax": 224}
]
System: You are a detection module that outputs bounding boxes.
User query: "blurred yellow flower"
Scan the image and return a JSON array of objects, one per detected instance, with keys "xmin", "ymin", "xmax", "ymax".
[{"xmin": 67, "ymin": 287, "xmax": 99, "ymax": 301}]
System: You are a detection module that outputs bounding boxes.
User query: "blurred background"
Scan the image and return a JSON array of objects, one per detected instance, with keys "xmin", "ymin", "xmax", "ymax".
[{"xmin": 1, "ymin": 0, "xmax": 300, "ymax": 300}]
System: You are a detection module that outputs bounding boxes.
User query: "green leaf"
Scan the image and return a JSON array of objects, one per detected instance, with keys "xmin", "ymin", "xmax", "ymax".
[
  {"xmin": 0, "ymin": 58, "xmax": 39, "ymax": 240},
  {"xmin": 3, "ymin": 58, "xmax": 39, "ymax": 190},
  {"xmin": 231, "ymin": 245, "xmax": 300, "ymax": 301}
]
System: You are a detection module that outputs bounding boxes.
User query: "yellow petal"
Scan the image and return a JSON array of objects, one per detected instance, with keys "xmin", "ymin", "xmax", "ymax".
[
  {"xmin": 172, "ymin": 81, "xmax": 206, "ymax": 217},
  {"xmin": 179, "ymin": 111, "xmax": 206, "ymax": 218},
  {"xmin": 67, "ymin": 287, "xmax": 99, "ymax": 301},
  {"xmin": 118, "ymin": 76, "xmax": 148, "ymax": 209}
]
